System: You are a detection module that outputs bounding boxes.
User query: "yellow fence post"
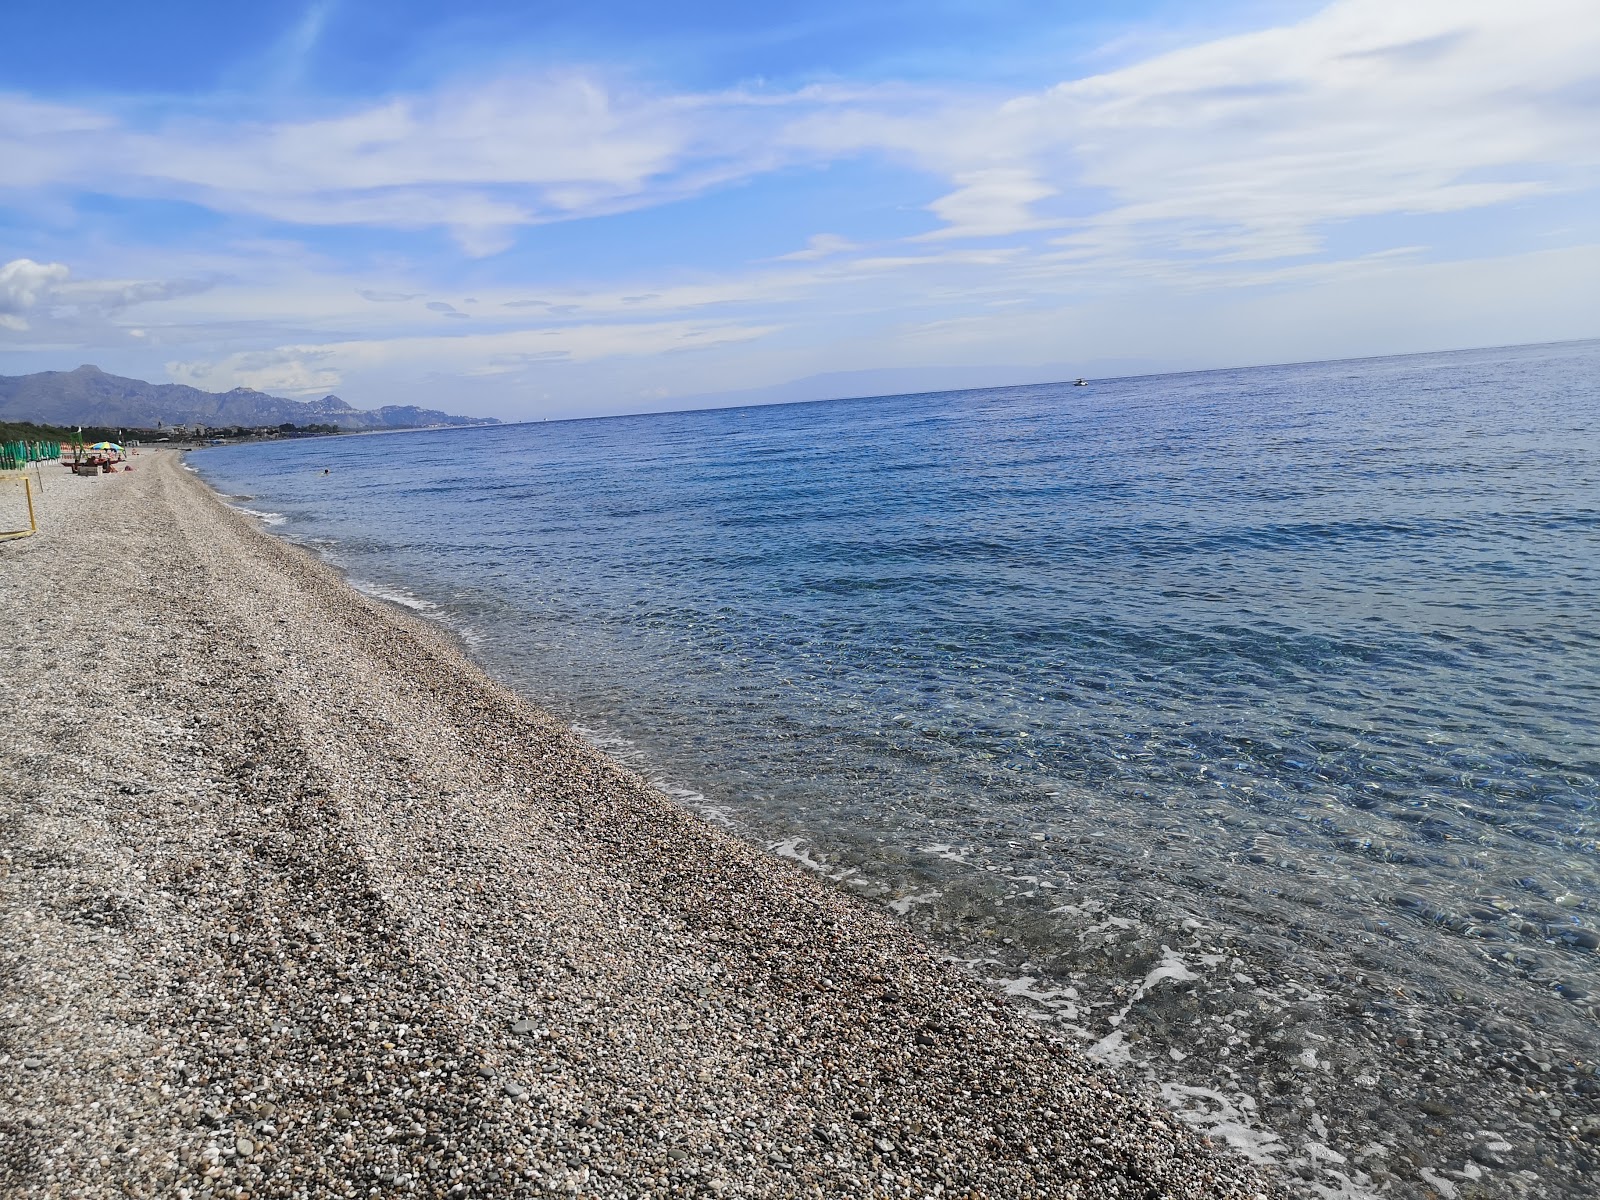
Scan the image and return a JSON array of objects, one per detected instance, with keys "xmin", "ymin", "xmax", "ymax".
[{"xmin": 1, "ymin": 476, "xmax": 39, "ymax": 541}]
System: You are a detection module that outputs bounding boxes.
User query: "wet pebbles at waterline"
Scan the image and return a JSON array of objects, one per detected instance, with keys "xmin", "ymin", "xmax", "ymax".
[
  {"xmin": 0, "ymin": 454, "xmax": 1277, "ymax": 1199},
  {"xmin": 194, "ymin": 340, "xmax": 1600, "ymax": 1199}
]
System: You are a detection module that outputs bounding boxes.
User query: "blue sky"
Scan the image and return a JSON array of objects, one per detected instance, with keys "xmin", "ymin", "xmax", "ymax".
[{"xmin": 2, "ymin": 0, "xmax": 1597, "ymax": 419}]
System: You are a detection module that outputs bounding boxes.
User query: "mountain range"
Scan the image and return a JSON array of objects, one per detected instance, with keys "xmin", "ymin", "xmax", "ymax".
[{"xmin": 0, "ymin": 366, "xmax": 497, "ymax": 431}]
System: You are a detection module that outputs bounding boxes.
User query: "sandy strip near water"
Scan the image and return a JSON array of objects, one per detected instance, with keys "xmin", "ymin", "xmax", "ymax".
[{"xmin": 0, "ymin": 451, "xmax": 1278, "ymax": 1200}]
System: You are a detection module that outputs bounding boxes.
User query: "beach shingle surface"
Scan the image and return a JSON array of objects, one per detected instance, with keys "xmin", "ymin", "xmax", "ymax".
[{"xmin": 0, "ymin": 452, "xmax": 1280, "ymax": 1199}]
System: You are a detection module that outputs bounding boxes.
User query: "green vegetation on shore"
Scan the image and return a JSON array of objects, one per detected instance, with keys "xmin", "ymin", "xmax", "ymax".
[
  {"xmin": 0, "ymin": 420, "xmax": 75, "ymax": 442},
  {"xmin": 0, "ymin": 419, "xmax": 343, "ymax": 444}
]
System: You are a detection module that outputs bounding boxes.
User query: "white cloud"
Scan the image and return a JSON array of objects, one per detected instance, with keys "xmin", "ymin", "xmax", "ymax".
[
  {"xmin": 922, "ymin": 169, "xmax": 1056, "ymax": 239},
  {"xmin": 2, "ymin": 1, "xmax": 1595, "ymax": 261},
  {"xmin": 164, "ymin": 317, "xmax": 782, "ymax": 394},
  {"xmin": 168, "ymin": 349, "xmax": 343, "ymax": 395},
  {"xmin": 782, "ymin": 0, "xmax": 1600, "ymax": 251},
  {"xmin": 2, "ymin": 1, "xmax": 1598, "ymax": 415},
  {"xmin": 0, "ymin": 258, "xmax": 221, "ymax": 341},
  {"xmin": 775, "ymin": 233, "xmax": 862, "ymax": 261},
  {"xmin": 272, "ymin": 1, "xmax": 333, "ymax": 89},
  {"xmin": 1022, "ymin": 0, "xmax": 1600, "ymax": 257},
  {"xmin": 0, "ymin": 75, "xmax": 710, "ymax": 255},
  {"xmin": 0, "ymin": 258, "xmax": 71, "ymax": 329}
]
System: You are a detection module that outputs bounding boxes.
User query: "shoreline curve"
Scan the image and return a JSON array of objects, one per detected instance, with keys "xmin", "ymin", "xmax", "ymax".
[{"xmin": 0, "ymin": 450, "xmax": 1278, "ymax": 1199}]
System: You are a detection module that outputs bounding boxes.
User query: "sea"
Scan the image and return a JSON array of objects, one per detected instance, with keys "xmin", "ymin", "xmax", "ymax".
[{"xmin": 193, "ymin": 339, "xmax": 1600, "ymax": 1200}]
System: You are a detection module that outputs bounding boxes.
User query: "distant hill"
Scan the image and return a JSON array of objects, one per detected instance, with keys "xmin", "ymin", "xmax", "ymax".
[{"xmin": 0, "ymin": 365, "xmax": 498, "ymax": 432}]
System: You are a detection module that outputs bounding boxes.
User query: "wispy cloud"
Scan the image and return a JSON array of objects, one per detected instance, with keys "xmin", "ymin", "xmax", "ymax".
[
  {"xmin": 3, "ymin": 1, "xmax": 1595, "ymax": 258},
  {"xmin": 2, "ymin": 0, "xmax": 1597, "ymax": 414},
  {"xmin": 1020, "ymin": 0, "xmax": 1600, "ymax": 259},
  {"xmin": 165, "ymin": 317, "xmax": 782, "ymax": 394},
  {"xmin": 270, "ymin": 2, "xmax": 336, "ymax": 91},
  {"xmin": 921, "ymin": 169, "xmax": 1056, "ymax": 239},
  {"xmin": 775, "ymin": 233, "xmax": 862, "ymax": 261}
]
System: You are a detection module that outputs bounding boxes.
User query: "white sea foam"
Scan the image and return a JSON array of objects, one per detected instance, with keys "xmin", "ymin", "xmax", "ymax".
[
  {"xmin": 917, "ymin": 843, "xmax": 975, "ymax": 865},
  {"xmin": 1087, "ymin": 1028, "xmax": 1134, "ymax": 1067},
  {"xmin": 571, "ymin": 723, "xmax": 739, "ymax": 828},
  {"xmin": 988, "ymin": 972, "xmax": 1080, "ymax": 1016},
  {"xmin": 768, "ymin": 837, "xmax": 862, "ymax": 884},
  {"xmin": 654, "ymin": 780, "xmax": 736, "ymax": 828},
  {"xmin": 886, "ymin": 889, "xmax": 942, "ymax": 915},
  {"xmin": 1157, "ymin": 1084, "xmax": 1283, "ymax": 1164},
  {"xmin": 347, "ymin": 577, "xmax": 440, "ymax": 613},
  {"xmin": 228, "ymin": 503, "xmax": 289, "ymax": 527}
]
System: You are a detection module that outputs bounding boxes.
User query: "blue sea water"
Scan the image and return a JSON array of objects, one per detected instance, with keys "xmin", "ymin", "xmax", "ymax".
[{"xmin": 195, "ymin": 340, "xmax": 1600, "ymax": 1199}]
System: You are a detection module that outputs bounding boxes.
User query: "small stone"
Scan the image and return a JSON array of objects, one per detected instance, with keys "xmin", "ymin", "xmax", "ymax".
[
  {"xmin": 1469, "ymin": 1144, "xmax": 1507, "ymax": 1168},
  {"xmin": 503, "ymin": 1082, "xmax": 526, "ymax": 1097},
  {"xmin": 20, "ymin": 1057, "xmax": 43, "ymax": 1070},
  {"xmin": 235, "ymin": 1136, "xmax": 256, "ymax": 1157},
  {"xmin": 512, "ymin": 1019, "xmax": 536, "ymax": 1034},
  {"xmin": 332, "ymin": 1106, "xmax": 352, "ymax": 1121},
  {"xmin": 478, "ymin": 1066, "xmax": 495, "ymax": 1079}
]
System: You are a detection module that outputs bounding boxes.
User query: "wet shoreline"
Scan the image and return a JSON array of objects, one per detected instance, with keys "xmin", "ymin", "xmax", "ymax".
[{"xmin": 0, "ymin": 451, "xmax": 1276, "ymax": 1199}]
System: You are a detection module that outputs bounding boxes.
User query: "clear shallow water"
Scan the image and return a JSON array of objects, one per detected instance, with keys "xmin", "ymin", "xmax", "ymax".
[{"xmin": 196, "ymin": 341, "xmax": 1600, "ymax": 1199}]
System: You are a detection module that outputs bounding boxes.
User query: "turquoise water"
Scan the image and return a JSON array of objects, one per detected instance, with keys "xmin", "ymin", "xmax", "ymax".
[{"xmin": 196, "ymin": 340, "xmax": 1600, "ymax": 1199}]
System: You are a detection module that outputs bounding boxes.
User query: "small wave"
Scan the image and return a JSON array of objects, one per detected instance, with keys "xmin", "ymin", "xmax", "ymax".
[
  {"xmin": 571, "ymin": 723, "xmax": 739, "ymax": 827},
  {"xmin": 228, "ymin": 503, "xmax": 289, "ymax": 527},
  {"xmin": 348, "ymin": 577, "xmax": 441, "ymax": 613}
]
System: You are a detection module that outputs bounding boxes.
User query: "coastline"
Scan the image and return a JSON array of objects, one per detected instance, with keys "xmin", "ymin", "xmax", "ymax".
[{"xmin": 0, "ymin": 451, "xmax": 1276, "ymax": 1199}]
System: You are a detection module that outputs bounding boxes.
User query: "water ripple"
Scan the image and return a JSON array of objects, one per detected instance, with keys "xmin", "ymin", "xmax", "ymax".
[{"xmin": 197, "ymin": 339, "xmax": 1600, "ymax": 1200}]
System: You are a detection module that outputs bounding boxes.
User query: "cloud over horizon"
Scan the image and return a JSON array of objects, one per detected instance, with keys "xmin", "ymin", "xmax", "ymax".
[{"xmin": 1, "ymin": 0, "xmax": 1597, "ymax": 417}]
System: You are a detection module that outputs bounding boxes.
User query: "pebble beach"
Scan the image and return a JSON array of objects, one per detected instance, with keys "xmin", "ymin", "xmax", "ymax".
[{"xmin": 0, "ymin": 451, "xmax": 1278, "ymax": 1199}]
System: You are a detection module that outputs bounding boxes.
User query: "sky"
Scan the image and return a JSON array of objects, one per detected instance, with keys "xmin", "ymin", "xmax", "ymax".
[{"xmin": 1, "ymin": 0, "xmax": 1598, "ymax": 420}]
